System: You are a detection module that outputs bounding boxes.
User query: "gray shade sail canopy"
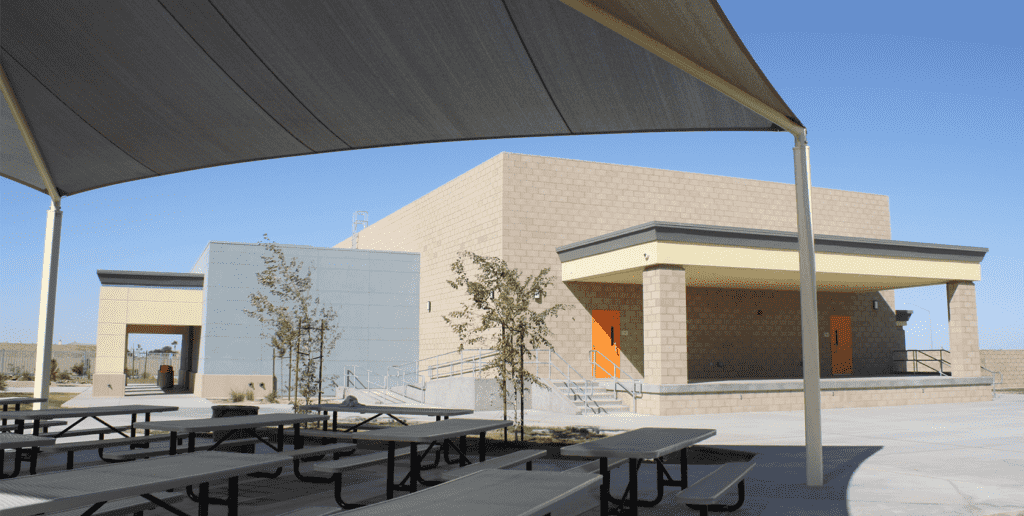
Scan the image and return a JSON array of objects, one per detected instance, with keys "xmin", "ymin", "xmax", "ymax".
[{"xmin": 2, "ymin": 0, "xmax": 802, "ymax": 197}]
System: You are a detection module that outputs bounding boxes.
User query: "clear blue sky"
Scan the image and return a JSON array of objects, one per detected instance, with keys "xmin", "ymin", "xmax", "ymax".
[{"xmin": 2, "ymin": 1, "xmax": 1021, "ymax": 352}]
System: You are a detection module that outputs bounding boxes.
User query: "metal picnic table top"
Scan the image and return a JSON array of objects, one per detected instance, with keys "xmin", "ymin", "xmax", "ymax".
[
  {"xmin": 560, "ymin": 427, "xmax": 717, "ymax": 460},
  {"xmin": 299, "ymin": 404, "xmax": 474, "ymax": 417},
  {"xmin": 0, "ymin": 451, "xmax": 292, "ymax": 516},
  {"xmin": 0, "ymin": 433, "xmax": 55, "ymax": 450},
  {"xmin": 343, "ymin": 418, "xmax": 512, "ymax": 444},
  {"xmin": 342, "ymin": 469, "xmax": 603, "ymax": 516},
  {"xmin": 1, "ymin": 404, "xmax": 179, "ymax": 420},
  {"xmin": 134, "ymin": 412, "xmax": 327, "ymax": 433}
]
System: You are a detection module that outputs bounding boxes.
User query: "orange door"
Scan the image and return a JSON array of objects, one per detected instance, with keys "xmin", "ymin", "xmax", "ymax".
[
  {"xmin": 591, "ymin": 310, "xmax": 620, "ymax": 378},
  {"xmin": 830, "ymin": 316, "xmax": 852, "ymax": 375}
]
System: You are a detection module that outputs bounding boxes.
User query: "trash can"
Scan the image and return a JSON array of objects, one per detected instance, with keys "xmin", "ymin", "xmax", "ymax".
[
  {"xmin": 157, "ymin": 365, "xmax": 174, "ymax": 389},
  {"xmin": 211, "ymin": 405, "xmax": 259, "ymax": 453}
]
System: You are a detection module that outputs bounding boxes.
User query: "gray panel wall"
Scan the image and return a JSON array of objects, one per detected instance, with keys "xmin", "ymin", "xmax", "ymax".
[{"xmin": 199, "ymin": 242, "xmax": 419, "ymax": 385}]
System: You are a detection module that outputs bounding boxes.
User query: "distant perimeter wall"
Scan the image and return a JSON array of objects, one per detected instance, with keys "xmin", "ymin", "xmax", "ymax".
[{"xmin": 980, "ymin": 350, "xmax": 1024, "ymax": 390}]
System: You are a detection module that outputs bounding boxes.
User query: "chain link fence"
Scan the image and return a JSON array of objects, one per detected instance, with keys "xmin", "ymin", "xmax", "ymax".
[
  {"xmin": 0, "ymin": 348, "xmax": 179, "ymax": 381},
  {"xmin": 125, "ymin": 352, "xmax": 179, "ymax": 379},
  {"xmin": 1, "ymin": 348, "xmax": 95, "ymax": 380}
]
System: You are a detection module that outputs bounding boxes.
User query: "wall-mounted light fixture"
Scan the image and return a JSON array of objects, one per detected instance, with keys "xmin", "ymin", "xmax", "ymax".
[
  {"xmin": 872, "ymin": 300, "xmax": 879, "ymax": 310},
  {"xmin": 643, "ymin": 253, "xmax": 649, "ymax": 261},
  {"xmin": 534, "ymin": 291, "xmax": 542, "ymax": 302},
  {"xmin": 490, "ymin": 291, "xmax": 495, "ymax": 300},
  {"xmin": 428, "ymin": 301, "xmax": 431, "ymax": 312}
]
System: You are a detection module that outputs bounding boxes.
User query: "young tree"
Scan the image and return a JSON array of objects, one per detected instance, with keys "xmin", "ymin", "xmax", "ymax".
[
  {"xmin": 443, "ymin": 251, "xmax": 568, "ymax": 441},
  {"xmin": 245, "ymin": 235, "xmax": 341, "ymax": 413}
]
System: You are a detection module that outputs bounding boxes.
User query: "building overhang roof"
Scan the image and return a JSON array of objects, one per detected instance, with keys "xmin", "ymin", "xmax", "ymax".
[
  {"xmin": 556, "ymin": 222, "xmax": 987, "ymax": 292},
  {"xmin": 97, "ymin": 270, "xmax": 205, "ymax": 289}
]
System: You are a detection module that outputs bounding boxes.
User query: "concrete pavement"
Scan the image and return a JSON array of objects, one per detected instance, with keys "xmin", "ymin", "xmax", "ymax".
[{"xmin": 8, "ymin": 387, "xmax": 1023, "ymax": 515}]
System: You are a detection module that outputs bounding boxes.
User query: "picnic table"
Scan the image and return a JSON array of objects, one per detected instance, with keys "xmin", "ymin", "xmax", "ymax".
[
  {"xmin": 0, "ymin": 450, "xmax": 293, "ymax": 516},
  {"xmin": 341, "ymin": 469, "xmax": 604, "ymax": 516},
  {"xmin": 3, "ymin": 404, "xmax": 179, "ymax": 437},
  {"xmin": 298, "ymin": 403, "xmax": 475, "ymax": 467},
  {"xmin": 1, "ymin": 433, "xmax": 54, "ymax": 479},
  {"xmin": 134, "ymin": 412, "xmax": 329, "ymax": 455},
  {"xmin": 345, "ymin": 417, "xmax": 512, "ymax": 499},
  {"xmin": 298, "ymin": 403, "xmax": 474, "ymax": 431},
  {"xmin": 3, "ymin": 404, "xmax": 179, "ymax": 474},
  {"xmin": 561, "ymin": 427, "xmax": 716, "ymax": 516},
  {"xmin": 1, "ymin": 397, "xmax": 47, "ymax": 426}
]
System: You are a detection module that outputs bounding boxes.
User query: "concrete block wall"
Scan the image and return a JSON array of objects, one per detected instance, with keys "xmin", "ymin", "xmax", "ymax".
[
  {"xmin": 564, "ymin": 282, "xmax": 643, "ymax": 380},
  {"xmin": 336, "ymin": 154, "xmax": 504, "ymax": 363},
  {"xmin": 628, "ymin": 384, "xmax": 992, "ymax": 416},
  {"xmin": 337, "ymin": 152, "xmax": 894, "ymax": 382},
  {"xmin": 947, "ymin": 281, "xmax": 982, "ymax": 377},
  {"xmin": 500, "ymin": 153, "xmax": 894, "ymax": 381},
  {"xmin": 980, "ymin": 350, "xmax": 1024, "ymax": 390},
  {"xmin": 688, "ymin": 289, "xmax": 906, "ymax": 380}
]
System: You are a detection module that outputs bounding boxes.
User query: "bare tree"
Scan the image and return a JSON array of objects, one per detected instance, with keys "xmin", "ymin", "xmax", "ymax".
[
  {"xmin": 245, "ymin": 235, "xmax": 341, "ymax": 412},
  {"xmin": 443, "ymin": 251, "xmax": 567, "ymax": 441}
]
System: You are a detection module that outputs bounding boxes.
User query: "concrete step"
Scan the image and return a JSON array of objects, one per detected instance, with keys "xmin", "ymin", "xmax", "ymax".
[
  {"xmin": 124, "ymin": 384, "xmax": 163, "ymax": 396},
  {"xmin": 550, "ymin": 380, "xmax": 631, "ymax": 414}
]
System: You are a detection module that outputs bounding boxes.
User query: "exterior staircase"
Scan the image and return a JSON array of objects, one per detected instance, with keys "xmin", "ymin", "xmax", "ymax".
[
  {"xmin": 551, "ymin": 380, "xmax": 630, "ymax": 414},
  {"xmin": 124, "ymin": 383, "xmax": 164, "ymax": 396}
]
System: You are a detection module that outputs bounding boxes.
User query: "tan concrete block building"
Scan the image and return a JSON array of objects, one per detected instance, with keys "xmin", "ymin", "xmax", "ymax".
[{"xmin": 338, "ymin": 152, "xmax": 993, "ymax": 416}]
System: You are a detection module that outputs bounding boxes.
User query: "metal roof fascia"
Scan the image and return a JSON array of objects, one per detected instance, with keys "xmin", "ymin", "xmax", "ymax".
[
  {"xmin": 555, "ymin": 222, "xmax": 988, "ymax": 264},
  {"xmin": 97, "ymin": 270, "xmax": 205, "ymax": 288}
]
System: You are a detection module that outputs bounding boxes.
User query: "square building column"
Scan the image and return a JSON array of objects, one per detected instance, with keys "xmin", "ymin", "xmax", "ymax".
[
  {"xmin": 947, "ymin": 281, "xmax": 981, "ymax": 377},
  {"xmin": 643, "ymin": 264, "xmax": 688, "ymax": 385}
]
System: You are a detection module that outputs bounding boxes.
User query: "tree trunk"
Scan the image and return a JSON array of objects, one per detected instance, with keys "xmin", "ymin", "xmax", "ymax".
[
  {"xmin": 502, "ymin": 323, "xmax": 508, "ymax": 442},
  {"xmin": 520, "ymin": 329, "xmax": 525, "ymax": 442}
]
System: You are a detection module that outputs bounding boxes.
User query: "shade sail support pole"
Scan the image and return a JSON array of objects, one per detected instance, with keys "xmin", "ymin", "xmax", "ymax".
[
  {"xmin": 33, "ymin": 201, "xmax": 62, "ymax": 410},
  {"xmin": 794, "ymin": 130, "xmax": 823, "ymax": 486},
  {"xmin": 2, "ymin": 62, "xmax": 65, "ymax": 410}
]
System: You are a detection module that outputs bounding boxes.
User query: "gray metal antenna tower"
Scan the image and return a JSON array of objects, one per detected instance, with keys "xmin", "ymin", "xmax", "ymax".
[{"xmin": 351, "ymin": 211, "xmax": 369, "ymax": 249}]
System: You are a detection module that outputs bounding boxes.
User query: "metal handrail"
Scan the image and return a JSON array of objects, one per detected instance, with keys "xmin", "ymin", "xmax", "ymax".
[
  {"xmin": 588, "ymin": 349, "xmax": 642, "ymax": 412},
  {"xmin": 533, "ymin": 348, "xmax": 602, "ymax": 414},
  {"xmin": 980, "ymin": 365, "xmax": 1003, "ymax": 386},
  {"xmin": 892, "ymin": 349, "xmax": 950, "ymax": 376},
  {"xmin": 387, "ymin": 346, "xmax": 607, "ymax": 414},
  {"xmin": 345, "ymin": 365, "xmax": 410, "ymax": 404}
]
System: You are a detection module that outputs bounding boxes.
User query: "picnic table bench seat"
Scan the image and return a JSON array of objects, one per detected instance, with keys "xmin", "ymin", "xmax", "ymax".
[
  {"xmin": 676, "ymin": 461, "xmax": 756, "ymax": 516},
  {"xmin": 275, "ymin": 507, "xmax": 341, "ymax": 516},
  {"xmin": 440, "ymin": 449, "xmax": 546, "ymax": 480},
  {"xmin": 1, "ymin": 420, "xmax": 67, "ymax": 433},
  {"xmin": 292, "ymin": 426, "xmax": 388, "ymax": 439},
  {"xmin": 103, "ymin": 437, "xmax": 260, "ymax": 461},
  {"xmin": 40, "ymin": 434, "xmax": 188, "ymax": 469},
  {"xmin": 40, "ymin": 425, "xmax": 132, "ymax": 438},
  {"xmin": 46, "ymin": 491, "xmax": 186, "ymax": 516},
  {"xmin": 248, "ymin": 442, "xmax": 359, "ymax": 480},
  {"xmin": 307, "ymin": 448, "xmax": 414, "ymax": 509},
  {"xmin": 312, "ymin": 448, "xmax": 412, "ymax": 475},
  {"xmin": 563, "ymin": 457, "xmax": 629, "ymax": 474}
]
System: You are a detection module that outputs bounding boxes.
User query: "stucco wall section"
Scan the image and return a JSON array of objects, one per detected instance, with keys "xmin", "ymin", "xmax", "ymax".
[{"xmin": 980, "ymin": 350, "xmax": 1024, "ymax": 390}]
